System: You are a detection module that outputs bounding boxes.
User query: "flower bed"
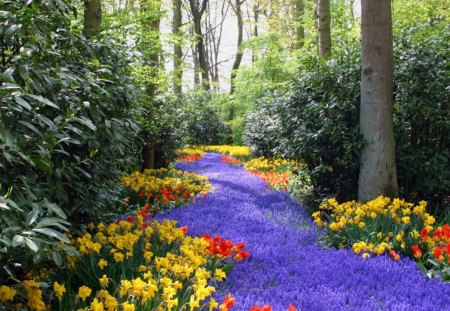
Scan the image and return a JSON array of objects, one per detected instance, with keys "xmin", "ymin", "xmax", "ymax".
[
  {"xmin": 120, "ymin": 168, "xmax": 211, "ymax": 216},
  {"xmin": 220, "ymin": 155, "xmax": 241, "ymax": 165},
  {"xmin": 0, "ymin": 217, "xmax": 249, "ymax": 310},
  {"xmin": 313, "ymin": 195, "xmax": 450, "ymax": 281},
  {"xmin": 243, "ymin": 157, "xmax": 303, "ymax": 190},
  {"xmin": 197, "ymin": 145, "xmax": 251, "ymax": 160},
  {"xmin": 179, "ymin": 148, "xmax": 205, "ymax": 162}
]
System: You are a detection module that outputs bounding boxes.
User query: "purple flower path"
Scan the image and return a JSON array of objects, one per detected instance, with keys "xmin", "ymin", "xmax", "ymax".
[{"xmin": 157, "ymin": 153, "xmax": 450, "ymax": 310}]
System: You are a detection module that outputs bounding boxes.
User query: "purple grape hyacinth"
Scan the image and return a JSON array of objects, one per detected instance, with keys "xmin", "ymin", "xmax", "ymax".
[{"xmin": 156, "ymin": 153, "xmax": 450, "ymax": 310}]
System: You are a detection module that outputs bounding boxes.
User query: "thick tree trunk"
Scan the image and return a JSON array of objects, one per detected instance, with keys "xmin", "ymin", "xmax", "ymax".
[
  {"xmin": 358, "ymin": 0, "xmax": 398, "ymax": 201},
  {"xmin": 83, "ymin": 0, "xmax": 102, "ymax": 39},
  {"xmin": 317, "ymin": 0, "xmax": 331, "ymax": 57},
  {"xmin": 230, "ymin": 0, "xmax": 244, "ymax": 95},
  {"xmin": 173, "ymin": 0, "xmax": 183, "ymax": 95},
  {"xmin": 295, "ymin": 0, "xmax": 304, "ymax": 48}
]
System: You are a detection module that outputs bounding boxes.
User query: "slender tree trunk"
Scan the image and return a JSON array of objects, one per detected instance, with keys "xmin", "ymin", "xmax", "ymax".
[
  {"xmin": 358, "ymin": 0, "xmax": 398, "ymax": 201},
  {"xmin": 189, "ymin": 0, "xmax": 210, "ymax": 91},
  {"xmin": 252, "ymin": 3, "xmax": 259, "ymax": 63},
  {"xmin": 83, "ymin": 0, "xmax": 102, "ymax": 39},
  {"xmin": 317, "ymin": 0, "xmax": 331, "ymax": 57},
  {"xmin": 192, "ymin": 43, "xmax": 201, "ymax": 88},
  {"xmin": 173, "ymin": 0, "xmax": 183, "ymax": 95},
  {"xmin": 230, "ymin": 0, "xmax": 244, "ymax": 95},
  {"xmin": 295, "ymin": 0, "xmax": 304, "ymax": 48}
]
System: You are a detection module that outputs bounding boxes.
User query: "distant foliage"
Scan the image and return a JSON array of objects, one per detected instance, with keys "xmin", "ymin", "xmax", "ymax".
[{"xmin": 182, "ymin": 92, "xmax": 227, "ymax": 145}]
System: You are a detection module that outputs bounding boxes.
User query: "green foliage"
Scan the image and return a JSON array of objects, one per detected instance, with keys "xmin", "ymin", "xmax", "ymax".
[
  {"xmin": 182, "ymin": 91, "xmax": 227, "ymax": 145},
  {"xmin": 245, "ymin": 45, "xmax": 364, "ymax": 206},
  {"xmin": 244, "ymin": 21, "xmax": 449, "ymax": 213},
  {"xmin": 0, "ymin": 0, "xmax": 141, "ymax": 280},
  {"xmin": 393, "ymin": 22, "xmax": 450, "ymax": 214}
]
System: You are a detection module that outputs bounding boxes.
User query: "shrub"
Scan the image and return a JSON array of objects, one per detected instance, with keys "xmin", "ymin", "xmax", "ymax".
[
  {"xmin": 244, "ymin": 21, "xmax": 450, "ymax": 213},
  {"xmin": 0, "ymin": 0, "xmax": 140, "ymax": 281}
]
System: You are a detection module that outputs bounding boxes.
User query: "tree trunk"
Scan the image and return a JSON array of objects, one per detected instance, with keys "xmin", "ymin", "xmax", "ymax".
[
  {"xmin": 358, "ymin": 0, "xmax": 398, "ymax": 201},
  {"xmin": 230, "ymin": 0, "xmax": 244, "ymax": 95},
  {"xmin": 252, "ymin": 3, "xmax": 259, "ymax": 63},
  {"xmin": 141, "ymin": 0, "xmax": 161, "ymax": 170},
  {"xmin": 83, "ymin": 0, "xmax": 102, "ymax": 39},
  {"xmin": 295, "ymin": 0, "xmax": 304, "ymax": 48},
  {"xmin": 317, "ymin": 0, "xmax": 331, "ymax": 57},
  {"xmin": 189, "ymin": 0, "xmax": 210, "ymax": 91},
  {"xmin": 173, "ymin": 0, "xmax": 183, "ymax": 95}
]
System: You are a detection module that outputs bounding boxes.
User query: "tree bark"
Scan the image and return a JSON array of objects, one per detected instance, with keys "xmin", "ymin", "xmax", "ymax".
[
  {"xmin": 83, "ymin": 0, "xmax": 102, "ymax": 39},
  {"xmin": 141, "ymin": 0, "xmax": 161, "ymax": 170},
  {"xmin": 173, "ymin": 0, "xmax": 183, "ymax": 95},
  {"xmin": 358, "ymin": 0, "xmax": 398, "ymax": 201},
  {"xmin": 252, "ymin": 3, "xmax": 259, "ymax": 63},
  {"xmin": 295, "ymin": 0, "xmax": 304, "ymax": 48},
  {"xmin": 230, "ymin": 0, "xmax": 244, "ymax": 95},
  {"xmin": 189, "ymin": 0, "xmax": 211, "ymax": 91},
  {"xmin": 317, "ymin": 0, "xmax": 331, "ymax": 57}
]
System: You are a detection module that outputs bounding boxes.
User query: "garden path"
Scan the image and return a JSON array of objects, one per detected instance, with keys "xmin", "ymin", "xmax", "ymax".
[{"xmin": 156, "ymin": 153, "xmax": 450, "ymax": 310}]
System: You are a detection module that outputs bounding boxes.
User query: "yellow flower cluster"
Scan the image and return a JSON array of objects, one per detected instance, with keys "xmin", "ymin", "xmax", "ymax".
[
  {"xmin": 313, "ymin": 196, "xmax": 435, "ymax": 258},
  {"xmin": 56, "ymin": 219, "xmax": 229, "ymax": 310},
  {"xmin": 121, "ymin": 168, "xmax": 211, "ymax": 195},
  {"xmin": 0, "ymin": 285, "xmax": 16, "ymax": 303},
  {"xmin": 179, "ymin": 148, "xmax": 205, "ymax": 157},
  {"xmin": 198, "ymin": 145, "xmax": 251, "ymax": 158},
  {"xmin": 243, "ymin": 157, "xmax": 301, "ymax": 172}
]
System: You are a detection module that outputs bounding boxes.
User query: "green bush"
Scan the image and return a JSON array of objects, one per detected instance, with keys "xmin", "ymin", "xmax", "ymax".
[
  {"xmin": 394, "ymin": 21, "xmax": 450, "ymax": 215},
  {"xmin": 244, "ymin": 22, "xmax": 449, "ymax": 213},
  {"xmin": 0, "ymin": 0, "xmax": 141, "ymax": 280},
  {"xmin": 182, "ymin": 92, "xmax": 227, "ymax": 145}
]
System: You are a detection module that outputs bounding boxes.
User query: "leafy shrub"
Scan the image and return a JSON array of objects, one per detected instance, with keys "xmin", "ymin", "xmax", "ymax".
[
  {"xmin": 245, "ymin": 45, "xmax": 363, "ymax": 205},
  {"xmin": 182, "ymin": 92, "xmax": 227, "ymax": 146},
  {"xmin": 393, "ymin": 22, "xmax": 450, "ymax": 214},
  {"xmin": 139, "ymin": 95, "xmax": 185, "ymax": 169},
  {"xmin": 0, "ymin": 0, "xmax": 140, "ymax": 281},
  {"xmin": 244, "ymin": 21, "xmax": 450, "ymax": 213}
]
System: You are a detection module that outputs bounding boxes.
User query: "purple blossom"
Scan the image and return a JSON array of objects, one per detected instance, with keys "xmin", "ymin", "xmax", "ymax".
[{"xmin": 157, "ymin": 153, "xmax": 450, "ymax": 310}]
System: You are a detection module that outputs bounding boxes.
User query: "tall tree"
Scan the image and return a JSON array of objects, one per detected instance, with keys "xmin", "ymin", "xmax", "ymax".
[
  {"xmin": 230, "ymin": 0, "xmax": 245, "ymax": 95},
  {"xmin": 188, "ymin": 0, "xmax": 211, "ymax": 91},
  {"xmin": 83, "ymin": 0, "xmax": 102, "ymax": 39},
  {"xmin": 317, "ymin": 0, "xmax": 331, "ymax": 57},
  {"xmin": 173, "ymin": 0, "xmax": 183, "ymax": 95},
  {"xmin": 358, "ymin": 0, "xmax": 398, "ymax": 201},
  {"xmin": 252, "ymin": 3, "xmax": 259, "ymax": 63},
  {"xmin": 295, "ymin": 0, "xmax": 304, "ymax": 48},
  {"xmin": 141, "ymin": 0, "xmax": 162, "ymax": 170}
]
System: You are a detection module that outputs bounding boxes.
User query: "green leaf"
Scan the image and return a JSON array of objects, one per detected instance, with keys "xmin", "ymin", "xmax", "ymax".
[
  {"xmin": 45, "ymin": 203, "xmax": 67, "ymax": 220},
  {"xmin": 12, "ymin": 235, "xmax": 24, "ymax": 247},
  {"xmin": 27, "ymin": 95, "xmax": 59, "ymax": 110},
  {"xmin": 26, "ymin": 210, "xmax": 40, "ymax": 226},
  {"xmin": 32, "ymin": 228, "xmax": 70, "ymax": 243},
  {"xmin": 15, "ymin": 97, "xmax": 32, "ymax": 110},
  {"xmin": 52, "ymin": 251, "xmax": 63, "ymax": 267},
  {"xmin": 2, "ymin": 226, "xmax": 21, "ymax": 234},
  {"xmin": 71, "ymin": 117, "xmax": 97, "ymax": 131},
  {"xmin": 25, "ymin": 238, "xmax": 39, "ymax": 252},
  {"xmin": 35, "ymin": 217, "xmax": 70, "ymax": 231}
]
